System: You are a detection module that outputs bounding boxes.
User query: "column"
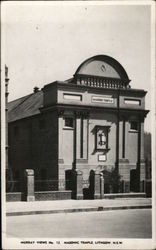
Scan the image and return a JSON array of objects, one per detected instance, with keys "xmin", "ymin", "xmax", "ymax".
[
  {"xmin": 76, "ymin": 117, "xmax": 81, "ymax": 159},
  {"xmin": 58, "ymin": 112, "xmax": 64, "ymax": 162},
  {"xmin": 73, "ymin": 112, "xmax": 77, "ymax": 170},
  {"xmin": 76, "ymin": 113, "xmax": 88, "ymax": 162},
  {"xmin": 118, "ymin": 116, "xmax": 130, "ymax": 193},
  {"xmin": 140, "ymin": 120, "xmax": 146, "ymax": 192},
  {"xmin": 83, "ymin": 118, "xmax": 88, "ymax": 159},
  {"xmin": 136, "ymin": 120, "xmax": 141, "ymax": 192},
  {"xmin": 119, "ymin": 120, "xmax": 123, "ymax": 159},
  {"xmin": 58, "ymin": 111, "xmax": 65, "ymax": 190},
  {"xmin": 119, "ymin": 118, "xmax": 126, "ymax": 159},
  {"xmin": 140, "ymin": 121, "xmax": 145, "ymax": 160}
]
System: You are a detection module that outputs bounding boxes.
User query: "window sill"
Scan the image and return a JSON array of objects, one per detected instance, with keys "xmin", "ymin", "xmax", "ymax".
[
  {"xmin": 95, "ymin": 148, "xmax": 110, "ymax": 152},
  {"xmin": 76, "ymin": 159, "xmax": 88, "ymax": 164},
  {"xmin": 129, "ymin": 130, "xmax": 138, "ymax": 133},
  {"xmin": 63, "ymin": 127, "xmax": 74, "ymax": 130}
]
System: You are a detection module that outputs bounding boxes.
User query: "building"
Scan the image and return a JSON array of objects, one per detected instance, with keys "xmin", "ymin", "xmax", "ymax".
[{"xmin": 8, "ymin": 55, "xmax": 149, "ymax": 199}]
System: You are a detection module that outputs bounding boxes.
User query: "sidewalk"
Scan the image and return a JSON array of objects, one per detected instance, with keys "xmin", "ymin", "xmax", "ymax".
[{"xmin": 6, "ymin": 197, "xmax": 152, "ymax": 216}]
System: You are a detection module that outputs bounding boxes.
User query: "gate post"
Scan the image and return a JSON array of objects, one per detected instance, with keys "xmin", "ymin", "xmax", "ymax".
[
  {"xmin": 23, "ymin": 169, "xmax": 35, "ymax": 202},
  {"xmin": 75, "ymin": 170, "xmax": 83, "ymax": 200},
  {"xmin": 94, "ymin": 170, "xmax": 101, "ymax": 199},
  {"xmin": 73, "ymin": 169, "xmax": 83, "ymax": 200},
  {"xmin": 100, "ymin": 173, "xmax": 104, "ymax": 199}
]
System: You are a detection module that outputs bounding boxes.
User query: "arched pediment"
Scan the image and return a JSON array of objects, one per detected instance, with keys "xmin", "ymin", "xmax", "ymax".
[{"xmin": 75, "ymin": 55, "xmax": 130, "ymax": 81}]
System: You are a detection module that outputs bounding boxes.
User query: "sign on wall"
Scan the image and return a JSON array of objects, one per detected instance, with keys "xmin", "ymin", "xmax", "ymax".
[
  {"xmin": 92, "ymin": 95, "xmax": 114, "ymax": 104},
  {"xmin": 98, "ymin": 154, "xmax": 107, "ymax": 162}
]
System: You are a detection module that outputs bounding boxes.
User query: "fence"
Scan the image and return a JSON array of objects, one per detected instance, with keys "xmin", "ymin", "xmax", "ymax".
[
  {"xmin": 6, "ymin": 179, "xmax": 71, "ymax": 193},
  {"xmin": 6, "ymin": 180, "xmax": 21, "ymax": 193},
  {"xmin": 35, "ymin": 179, "xmax": 71, "ymax": 192}
]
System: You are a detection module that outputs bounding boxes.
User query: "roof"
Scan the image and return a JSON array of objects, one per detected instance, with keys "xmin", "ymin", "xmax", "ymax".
[{"xmin": 8, "ymin": 90, "xmax": 43, "ymax": 123}]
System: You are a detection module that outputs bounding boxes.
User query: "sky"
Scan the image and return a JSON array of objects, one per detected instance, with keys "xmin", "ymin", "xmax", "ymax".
[{"xmin": 2, "ymin": 1, "xmax": 153, "ymax": 132}]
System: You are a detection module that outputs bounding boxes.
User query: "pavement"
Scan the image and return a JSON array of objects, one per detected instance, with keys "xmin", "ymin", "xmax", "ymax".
[{"xmin": 6, "ymin": 197, "xmax": 152, "ymax": 216}]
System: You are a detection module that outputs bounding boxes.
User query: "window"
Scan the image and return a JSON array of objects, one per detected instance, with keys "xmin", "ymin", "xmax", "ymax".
[
  {"xmin": 130, "ymin": 121, "xmax": 138, "ymax": 131},
  {"xmin": 64, "ymin": 117, "xmax": 73, "ymax": 128},
  {"xmin": 124, "ymin": 99, "xmax": 141, "ymax": 105},
  {"xmin": 63, "ymin": 93, "xmax": 82, "ymax": 101}
]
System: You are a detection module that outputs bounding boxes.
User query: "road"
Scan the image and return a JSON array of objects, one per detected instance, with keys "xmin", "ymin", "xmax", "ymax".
[{"xmin": 6, "ymin": 209, "xmax": 151, "ymax": 238}]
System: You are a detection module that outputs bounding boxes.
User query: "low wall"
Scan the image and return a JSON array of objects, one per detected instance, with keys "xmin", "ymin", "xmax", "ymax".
[
  {"xmin": 104, "ymin": 192, "xmax": 146, "ymax": 199},
  {"xmin": 6, "ymin": 192, "xmax": 22, "ymax": 202},
  {"xmin": 35, "ymin": 191, "xmax": 72, "ymax": 201},
  {"xmin": 6, "ymin": 191, "xmax": 72, "ymax": 202}
]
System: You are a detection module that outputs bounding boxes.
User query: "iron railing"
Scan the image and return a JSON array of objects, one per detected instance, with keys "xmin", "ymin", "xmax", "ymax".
[
  {"xmin": 6, "ymin": 180, "xmax": 21, "ymax": 193},
  {"xmin": 6, "ymin": 179, "xmax": 71, "ymax": 193},
  {"xmin": 35, "ymin": 179, "xmax": 71, "ymax": 192}
]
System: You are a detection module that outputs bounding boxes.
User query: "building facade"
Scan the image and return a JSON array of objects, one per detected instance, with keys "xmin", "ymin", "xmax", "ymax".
[{"xmin": 8, "ymin": 55, "xmax": 149, "ymax": 199}]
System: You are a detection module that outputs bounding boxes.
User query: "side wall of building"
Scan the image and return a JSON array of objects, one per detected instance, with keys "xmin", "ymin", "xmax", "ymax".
[{"xmin": 8, "ymin": 110, "xmax": 58, "ymax": 184}]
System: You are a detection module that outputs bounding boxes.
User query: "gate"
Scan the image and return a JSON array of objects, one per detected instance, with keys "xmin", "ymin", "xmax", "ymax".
[{"xmin": 130, "ymin": 169, "xmax": 138, "ymax": 192}]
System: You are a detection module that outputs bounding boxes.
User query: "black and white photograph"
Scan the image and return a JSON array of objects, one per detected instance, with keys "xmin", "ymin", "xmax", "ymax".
[{"xmin": 1, "ymin": 1, "xmax": 155, "ymax": 249}]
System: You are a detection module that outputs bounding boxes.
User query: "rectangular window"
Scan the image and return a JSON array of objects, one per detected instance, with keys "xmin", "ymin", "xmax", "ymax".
[
  {"xmin": 124, "ymin": 99, "xmax": 141, "ymax": 105},
  {"xmin": 130, "ymin": 121, "xmax": 138, "ymax": 131},
  {"xmin": 64, "ymin": 117, "xmax": 74, "ymax": 129},
  {"xmin": 63, "ymin": 93, "xmax": 82, "ymax": 101}
]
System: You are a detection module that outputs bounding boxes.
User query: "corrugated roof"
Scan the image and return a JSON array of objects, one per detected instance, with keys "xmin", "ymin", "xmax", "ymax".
[{"xmin": 8, "ymin": 91, "xmax": 43, "ymax": 122}]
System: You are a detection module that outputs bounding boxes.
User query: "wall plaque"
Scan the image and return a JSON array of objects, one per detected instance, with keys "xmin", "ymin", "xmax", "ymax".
[
  {"xmin": 98, "ymin": 154, "xmax": 107, "ymax": 162},
  {"xmin": 92, "ymin": 95, "xmax": 114, "ymax": 104}
]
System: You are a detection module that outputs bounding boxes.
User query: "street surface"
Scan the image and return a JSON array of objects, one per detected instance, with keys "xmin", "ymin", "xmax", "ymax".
[{"xmin": 6, "ymin": 209, "xmax": 151, "ymax": 238}]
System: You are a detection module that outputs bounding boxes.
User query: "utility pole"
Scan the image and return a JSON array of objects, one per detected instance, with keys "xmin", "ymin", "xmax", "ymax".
[{"xmin": 5, "ymin": 65, "xmax": 9, "ymax": 170}]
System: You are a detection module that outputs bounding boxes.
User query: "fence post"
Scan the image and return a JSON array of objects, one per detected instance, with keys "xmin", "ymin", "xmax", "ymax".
[
  {"xmin": 75, "ymin": 170, "xmax": 83, "ymax": 200},
  {"xmin": 24, "ymin": 169, "xmax": 35, "ymax": 202}
]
